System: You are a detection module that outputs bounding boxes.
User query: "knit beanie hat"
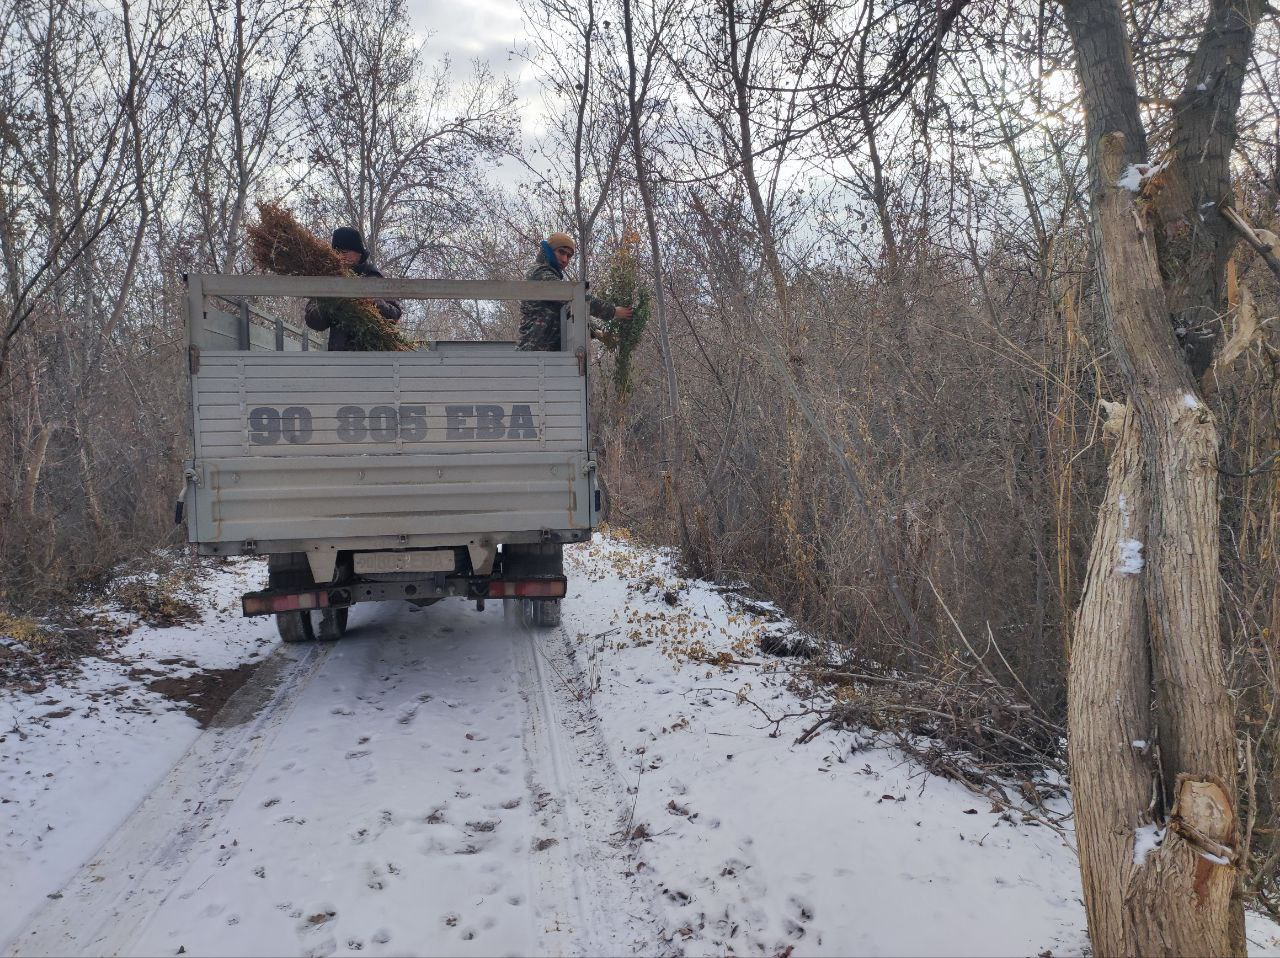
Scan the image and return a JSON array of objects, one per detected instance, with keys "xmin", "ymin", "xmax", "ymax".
[
  {"xmin": 547, "ymin": 231, "xmax": 577, "ymax": 253},
  {"xmin": 332, "ymin": 227, "xmax": 367, "ymax": 255}
]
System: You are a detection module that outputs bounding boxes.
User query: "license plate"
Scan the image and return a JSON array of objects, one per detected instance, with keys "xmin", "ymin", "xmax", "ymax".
[{"xmin": 354, "ymin": 550, "xmax": 455, "ymax": 574}]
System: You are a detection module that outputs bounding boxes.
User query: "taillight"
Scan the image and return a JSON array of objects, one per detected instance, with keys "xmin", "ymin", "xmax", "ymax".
[
  {"xmin": 242, "ymin": 591, "xmax": 330, "ymax": 616},
  {"xmin": 488, "ymin": 579, "xmax": 567, "ymax": 599}
]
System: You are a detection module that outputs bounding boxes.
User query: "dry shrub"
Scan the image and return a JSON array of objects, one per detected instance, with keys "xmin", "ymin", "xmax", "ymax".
[
  {"xmin": 112, "ymin": 577, "xmax": 201, "ymax": 628},
  {"xmin": 598, "ymin": 189, "xmax": 1280, "ymax": 903},
  {"xmin": 596, "ymin": 207, "xmax": 1102, "ymax": 799}
]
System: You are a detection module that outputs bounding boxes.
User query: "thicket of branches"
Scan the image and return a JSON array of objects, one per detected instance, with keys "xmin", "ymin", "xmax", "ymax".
[
  {"xmin": 513, "ymin": 0, "xmax": 1280, "ymax": 906},
  {"xmin": 0, "ymin": 0, "xmax": 515, "ymax": 601},
  {"xmin": 3, "ymin": 0, "xmax": 1279, "ymax": 910}
]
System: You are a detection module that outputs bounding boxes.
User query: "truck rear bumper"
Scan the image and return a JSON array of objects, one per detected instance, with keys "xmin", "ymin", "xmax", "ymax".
[{"xmin": 242, "ymin": 575, "xmax": 566, "ymax": 617}]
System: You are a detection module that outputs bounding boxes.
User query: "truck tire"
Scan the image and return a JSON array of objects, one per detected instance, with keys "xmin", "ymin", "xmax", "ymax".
[
  {"xmin": 275, "ymin": 607, "xmax": 346, "ymax": 643},
  {"xmin": 276, "ymin": 610, "xmax": 317, "ymax": 643},
  {"xmin": 528, "ymin": 599, "xmax": 561, "ymax": 629},
  {"xmin": 269, "ymin": 554, "xmax": 348, "ymax": 642},
  {"xmin": 318, "ymin": 608, "xmax": 348, "ymax": 640}
]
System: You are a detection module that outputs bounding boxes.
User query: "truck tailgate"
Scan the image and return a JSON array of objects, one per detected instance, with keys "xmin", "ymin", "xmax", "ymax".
[{"xmin": 186, "ymin": 347, "xmax": 592, "ymax": 546}]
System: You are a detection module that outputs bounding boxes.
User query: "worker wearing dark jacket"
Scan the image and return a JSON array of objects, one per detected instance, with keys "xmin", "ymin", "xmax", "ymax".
[
  {"xmin": 305, "ymin": 227, "xmax": 403, "ymax": 351},
  {"xmin": 518, "ymin": 232, "xmax": 632, "ymax": 351}
]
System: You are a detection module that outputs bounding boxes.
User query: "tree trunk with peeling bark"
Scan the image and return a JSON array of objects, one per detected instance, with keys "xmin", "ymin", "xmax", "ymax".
[
  {"xmin": 1147, "ymin": 0, "xmax": 1264, "ymax": 378},
  {"xmin": 1063, "ymin": 0, "xmax": 1246, "ymax": 953}
]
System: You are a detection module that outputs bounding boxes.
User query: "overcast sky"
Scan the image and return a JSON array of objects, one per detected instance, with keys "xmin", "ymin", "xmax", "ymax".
[
  {"xmin": 407, "ymin": 0, "xmax": 531, "ymax": 97},
  {"xmin": 406, "ymin": 0, "xmax": 549, "ymax": 186}
]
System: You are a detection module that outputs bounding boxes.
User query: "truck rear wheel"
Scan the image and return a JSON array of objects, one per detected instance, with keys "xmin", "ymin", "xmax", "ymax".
[
  {"xmin": 275, "ymin": 607, "xmax": 347, "ymax": 643},
  {"xmin": 276, "ymin": 610, "xmax": 316, "ymax": 643},
  {"xmin": 269, "ymin": 553, "xmax": 349, "ymax": 642},
  {"xmin": 527, "ymin": 599, "xmax": 561, "ymax": 629}
]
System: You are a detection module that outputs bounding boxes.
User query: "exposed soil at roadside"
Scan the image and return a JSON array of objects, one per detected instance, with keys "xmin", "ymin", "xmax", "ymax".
[{"xmin": 127, "ymin": 658, "xmax": 264, "ymax": 728}]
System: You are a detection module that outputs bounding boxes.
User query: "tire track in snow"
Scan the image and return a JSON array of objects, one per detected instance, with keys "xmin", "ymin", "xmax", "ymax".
[
  {"xmin": 4, "ymin": 640, "xmax": 331, "ymax": 957},
  {"xmin": 7, "ymin": 599, "xmax": 664, "ymax": 957},
  {"xmin": 515, "ymin": 619, "xmax": 666, "ymax": 956}
]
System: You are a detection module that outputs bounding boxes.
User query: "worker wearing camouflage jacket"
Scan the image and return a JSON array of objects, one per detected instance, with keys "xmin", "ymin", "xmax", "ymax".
[{"xmin": 518, "ymin": 231, "xmax": 632, "ymax": 351}]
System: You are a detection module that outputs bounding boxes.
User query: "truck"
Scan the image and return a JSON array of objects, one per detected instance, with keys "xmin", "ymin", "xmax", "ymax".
[{"xmin": 178, "ymin": 274, "xmax": 602, "ymax": 641}]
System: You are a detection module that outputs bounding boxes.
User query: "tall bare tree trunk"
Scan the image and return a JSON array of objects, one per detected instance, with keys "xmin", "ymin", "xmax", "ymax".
[
  {"xmin": 1148, "ymin": 0, "xmax": 1264, "ymax": 377},
  {"xmin": 1064, "ymin": 0, "xmax": 1244, "ymax": 951},
  {"xmin": 621, "ymin": 0, "xmax": 681, "ymax": 484},
  {"xmin": 1068, "ymin": 403, "xmax": 1153, "ymax": 952}
]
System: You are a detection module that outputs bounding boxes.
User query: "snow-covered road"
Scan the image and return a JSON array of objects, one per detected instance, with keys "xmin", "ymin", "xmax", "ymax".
[
  {"xmin": 5, "ymin": 537, "xmax": 1280, "ymax": 957},
  {"xmin": 7, "ymin": 598, "xmax": 660, "ymax": 957}
]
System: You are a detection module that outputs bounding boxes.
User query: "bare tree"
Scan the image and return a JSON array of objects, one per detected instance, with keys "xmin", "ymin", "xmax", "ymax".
[
  {"xmin": 298, "ymin": 0, "xmax": 516, "ymax": 274},
  {"xmin": 172, "ymin": 0, "xmax": 317, "ymax": 272},
  {"xmin": 516, "ymin": 0, "xmax": 630, "ymax": 282},
  {"xmin": 620, "ymin": 0, "xmax": 682, "ymax": 488},
  {"xmin": 1061, "ymin": 0, "xmax": 1266, "ymax": 951}
]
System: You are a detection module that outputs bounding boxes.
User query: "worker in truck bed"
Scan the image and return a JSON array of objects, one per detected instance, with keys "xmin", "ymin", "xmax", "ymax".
[
  {"xmin": 518, "ymin": 231, "xmax": 632, "ymax": 351},
  {"xmin": 304, "ymin": 226, "xmax": 403, "ymax": 351}
]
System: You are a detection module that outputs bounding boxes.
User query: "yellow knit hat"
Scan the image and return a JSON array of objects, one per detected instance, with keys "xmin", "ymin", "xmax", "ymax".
[{"xmin": 547, "ymin": 231, "xmax": 577, "ymax": 253}]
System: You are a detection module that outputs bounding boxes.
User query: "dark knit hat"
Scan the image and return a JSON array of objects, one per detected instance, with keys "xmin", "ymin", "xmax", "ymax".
[{"xmin": 332, "ymin": 227, "xmax": 367, "ymax": 255}]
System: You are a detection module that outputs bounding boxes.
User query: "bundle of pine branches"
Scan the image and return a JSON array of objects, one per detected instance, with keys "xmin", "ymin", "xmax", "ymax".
[
  {"xmin": 599, "ymin": 229, "xmax": 651, "ymax": 399},
  {"xmin": 246, "ymin": 202, "xmax": 412, "ymax": 351}
]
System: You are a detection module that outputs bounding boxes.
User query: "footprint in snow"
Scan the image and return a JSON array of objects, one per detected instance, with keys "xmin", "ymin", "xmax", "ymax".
[
  {"xmin": 783, "ymin": 917, "xmax": 807, "ymax": 939},
  {"xmin": 783, "ymin": 895, "xmax": 816, "ymax": 939},
  {"xmin": 297, "ymin": 912, "xmax": 338, "ymax": 957},
  {"xmin": 396, "ymin": 705, "xmax": 418, "ymax": 726},
  {"xmin": 301, "ymin": 938, "xmax": 336, "ymax": 958}
]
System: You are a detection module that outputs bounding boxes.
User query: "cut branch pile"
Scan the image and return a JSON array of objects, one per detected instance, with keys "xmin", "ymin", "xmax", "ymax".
[
  {"xmin": 798, "ymin": 655, "xmax": 1067, "ymax": 809},
  {"xmin": 246, "ymin": 202, "xmax": 412, "ymax": 351}
]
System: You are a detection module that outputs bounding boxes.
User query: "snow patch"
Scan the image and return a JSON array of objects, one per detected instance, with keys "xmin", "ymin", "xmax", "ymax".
[
  {"xmin": 1183, "ymin": 392, "xmax": 1201, "ymax": 410},
  {"xmin": 0, "ymin": 557, "xmax": 273, "ymax": 945},
  {"xmin": 1133, "ymin": 824, "xmax": 1165, "ymax": 866},
  {"xmin": 1117, "ymin": 161, "xmax": 1164, "ymax": 192},
  {"xmin": 1117, "ymin": 165, "xmax": 1144, "ymax": 192},
  {"xmin": 1131, "ymin": 739, "xmax": 1149, "ymax": 750},
  {"xmin": 1117, "ymin": 538, "xmax": 1145, "ymax": 575},
  {"xmin": 9, "ymin": 536, "xmax": 1280, "ymax": 956}
]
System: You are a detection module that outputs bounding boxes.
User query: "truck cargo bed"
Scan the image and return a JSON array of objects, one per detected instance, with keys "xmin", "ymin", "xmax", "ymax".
[{"xmin": 182, "ymin": 276, "xmax": 597, "ymax": 563}]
